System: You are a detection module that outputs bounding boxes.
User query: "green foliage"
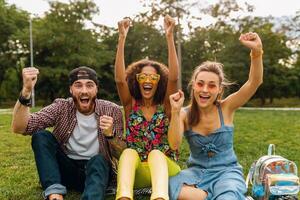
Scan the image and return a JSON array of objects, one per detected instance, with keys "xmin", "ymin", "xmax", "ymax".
[
  {"xmin": 0, "ymin": 0, "xmax": 28, "ymax": 92},
  {"xmin": 3, "ymin": 0, "xmax": 117, "ymax": 103},
  {"xmin": 289, "ymin": 11, "xmax": 300, "ymax": 98},
  {"xmin": 245, "ymin": 17, "xmax": 293, "ymax": 103},
  {"xmin": 122, "ymin": 21, "xmax": 167, "ymax": 65},
  {"xmin": 36, "ymin": 67, "xmax": 70, "ymax": 104},
  {"xmin": 1, "ymin": 0, "xmax": 300, "ymax": 105},
  {"xmin": 30, "ymin": 1, "xmax": 102, "ymax": 68}
]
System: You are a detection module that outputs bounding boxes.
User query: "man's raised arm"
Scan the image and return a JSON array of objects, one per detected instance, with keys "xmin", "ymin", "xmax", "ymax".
[{"xmin": 11, "ymin": 67, "xmax": 39, "ymax": 134}]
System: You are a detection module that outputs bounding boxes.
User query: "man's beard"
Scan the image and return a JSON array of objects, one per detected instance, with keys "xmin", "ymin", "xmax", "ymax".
[{"xmin": 72, "ymin": 94, "xmax": 96, "ymax": 115}]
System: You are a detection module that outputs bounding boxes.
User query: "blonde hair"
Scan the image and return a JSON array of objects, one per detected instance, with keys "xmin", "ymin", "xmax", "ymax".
[{"xmin": 187, "ymin": 61, "xmax": 232, "ymax": 127}]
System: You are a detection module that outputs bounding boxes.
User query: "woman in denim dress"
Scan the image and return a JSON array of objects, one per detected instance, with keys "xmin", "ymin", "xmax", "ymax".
[{"xmin": 168, "ymin": 32, "xmax": 264, "ymax": 200}]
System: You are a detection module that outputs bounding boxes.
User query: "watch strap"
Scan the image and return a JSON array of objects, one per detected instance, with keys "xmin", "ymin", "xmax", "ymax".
[
  {"xmin": 104, "ymin": 133, "xmax": 114, "ymax": 139},
  {"xmin": 19, "ymin": 93, "xmax": 32, "ymax": 106}
]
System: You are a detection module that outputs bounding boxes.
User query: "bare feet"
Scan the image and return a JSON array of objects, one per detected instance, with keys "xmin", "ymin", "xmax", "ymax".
[{"xmin": 48, "ymin": 194, "xmax": 63, "ymax": 200}]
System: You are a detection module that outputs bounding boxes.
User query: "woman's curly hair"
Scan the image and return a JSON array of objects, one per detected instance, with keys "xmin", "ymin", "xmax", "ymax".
[{"xmin": 126, "ymin": 59, "xmax": 169, "ymax": 104}]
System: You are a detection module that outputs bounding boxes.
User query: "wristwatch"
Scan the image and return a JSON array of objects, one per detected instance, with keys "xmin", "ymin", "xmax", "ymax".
[
  {"xmin": 105, "ymin": 135, "xmax": 114, "ymax": 139},
  {"xmin": 18, "ymin": 93, "xmax": 32, "ymax": 107},
  {"xmin": 104, "ymin": 132, "xmax": 115, "ymax": 139}
]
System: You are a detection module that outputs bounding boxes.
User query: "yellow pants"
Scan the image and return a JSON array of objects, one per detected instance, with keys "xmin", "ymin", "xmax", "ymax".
[{"xmin": 115, "ymin": 148, "xmax": 181, "ymax": 200}]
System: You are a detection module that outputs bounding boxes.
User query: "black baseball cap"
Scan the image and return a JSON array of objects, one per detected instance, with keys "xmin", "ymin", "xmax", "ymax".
[{"xmin": 69, "ymin": 66, "xmax": 99, "ymax": 85}]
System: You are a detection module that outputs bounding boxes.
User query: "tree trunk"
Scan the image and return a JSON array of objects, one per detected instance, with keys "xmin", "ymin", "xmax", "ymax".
[
  {"xmin": 260, "ymin": 97, "xmax": 265, "ymax": 106},
  {"xmin": 269, "ymin": 96, "xmax": 274, "ymax": 104}
]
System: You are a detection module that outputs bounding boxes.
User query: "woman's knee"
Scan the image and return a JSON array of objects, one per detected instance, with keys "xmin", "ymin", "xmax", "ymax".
[
  {"xmin": 118, "ymin": 148, "xmax": 140, "ymax": 170},
  {"xmin": 178, "ymin": 185, "xmax": 207, "ymax": 200},
  {"xmin": 148, "ymin": 149, "xmax": 165, "ymax": 161},
  {"xmin": 120, "ymin": 148, "xmax": 139, "ymax": 159}
]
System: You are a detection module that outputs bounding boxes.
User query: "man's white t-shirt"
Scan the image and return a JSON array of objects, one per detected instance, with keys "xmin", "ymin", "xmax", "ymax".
[{"xmin": 66, "ymin": 111, "xmax": 99, "ymax": 160}]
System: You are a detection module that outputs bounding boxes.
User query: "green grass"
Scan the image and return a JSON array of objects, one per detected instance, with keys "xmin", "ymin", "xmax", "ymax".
[
  {"xmin": 1, "ymin": 109, "xmax": 300, "ymax": 199},
  {"xmin": 246, "ymin": 97, "xmax": 300, "ymax": 107}
]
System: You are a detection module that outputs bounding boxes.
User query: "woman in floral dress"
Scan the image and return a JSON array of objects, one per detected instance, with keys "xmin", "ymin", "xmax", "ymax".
[{"xmin": 114, "ymin": 15, "xmax": 180, "ymax": 200}]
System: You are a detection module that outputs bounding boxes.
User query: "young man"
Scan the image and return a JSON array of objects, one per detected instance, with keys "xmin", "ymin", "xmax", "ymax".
[{"xmin": 11, "ymin": 66, "xmax": 124, "ymax": 200}]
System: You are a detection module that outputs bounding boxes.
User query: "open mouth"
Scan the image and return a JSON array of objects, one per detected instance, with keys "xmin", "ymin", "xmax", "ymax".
[
  {"xmin": 79, "ymin": 96, "xmax": 90, "ymax": 105},
  {"xmin": 199, "ymin": 94, "xmax": 210, "ymax": 102},
  {"xmin": 143, "ymin": 84, "xmax": 153, "ymax": 93}
]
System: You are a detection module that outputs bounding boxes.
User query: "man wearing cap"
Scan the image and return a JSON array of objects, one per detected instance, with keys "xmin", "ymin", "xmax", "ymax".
[{"xmin": 11, "ymin": 66, "xmax": 124, "ymax": 200}]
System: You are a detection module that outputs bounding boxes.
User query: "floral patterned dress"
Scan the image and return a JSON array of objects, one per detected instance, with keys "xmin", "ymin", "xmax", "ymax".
[{"xmin": 126, "ymin": 101, "xmax": 178, "ymax": 162}]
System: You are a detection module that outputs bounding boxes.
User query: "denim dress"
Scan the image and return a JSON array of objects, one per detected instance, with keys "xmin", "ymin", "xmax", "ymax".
[{"xmin": 169, "ymin": 106, "xmax": 247, "ymax": 200}]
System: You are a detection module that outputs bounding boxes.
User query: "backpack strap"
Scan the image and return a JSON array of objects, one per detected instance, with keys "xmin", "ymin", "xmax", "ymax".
[
  {"xmin": 246, "ymin": 161, "xmax": 256, "ymax": 189},
  {"xmin": 268, "ymin": 144, "xmax": 276, "ymax": 156}
]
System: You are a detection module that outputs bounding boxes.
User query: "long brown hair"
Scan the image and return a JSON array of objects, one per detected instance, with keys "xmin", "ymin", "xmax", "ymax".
[
  {"xmin": 187, "ymin": 61, "xmax": 232, "ymax": 127},
  {"xmin": 126, "ymin": 59, "xmax": 169, "ymax": 104}
]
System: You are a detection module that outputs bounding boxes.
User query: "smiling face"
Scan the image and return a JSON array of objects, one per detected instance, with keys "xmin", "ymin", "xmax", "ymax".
[
  {"xmin": 70, "ymin": 79, "xmax": 98, "ymax": 115},
  {"xmin": 193, "ymin": 71, "xmax": 222, "ymax": 108},
  {"xmin": 136, "ymin": 66, "xmax": 160, "ymax": 100}
]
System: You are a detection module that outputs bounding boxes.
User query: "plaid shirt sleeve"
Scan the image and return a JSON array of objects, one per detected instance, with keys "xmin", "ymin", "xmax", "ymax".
[
  {"xmin": 104, "ymin": 103, "xmax": 126, "ymax": 159},
  {"xmin": 25, "ymin": 99, "xmax": 62, "ymax": 135},
  {"xmin": 112, "ymin": 105, "xmax": 124, "ymax": 140}
]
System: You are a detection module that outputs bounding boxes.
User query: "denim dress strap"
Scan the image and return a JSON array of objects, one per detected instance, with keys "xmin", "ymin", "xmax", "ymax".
[
  {"xmin": 217, "ymin": 105, "xmax": 225, "ymax": 127},
  {"xmin": 183, "ymin": 106, "xmax": 192, "ymax": 131},
  {"xmin": 183, "ymin": 106, "xmax": 190, "ymax": 115}
]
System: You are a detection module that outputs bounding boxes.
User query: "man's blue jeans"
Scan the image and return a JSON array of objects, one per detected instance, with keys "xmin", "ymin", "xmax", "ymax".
[{"xmin": 31, "ymin": 130, "xmax": 111, "ymax": 200}]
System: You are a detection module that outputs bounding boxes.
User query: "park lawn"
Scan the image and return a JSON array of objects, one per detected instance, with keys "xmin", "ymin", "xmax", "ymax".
[{"xmin": 0, "ymin": 109, "xmax": 300, "ymax": 199}]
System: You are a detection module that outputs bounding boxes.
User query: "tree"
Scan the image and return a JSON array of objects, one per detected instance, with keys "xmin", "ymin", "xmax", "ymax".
[
  {"xmin": 11, "ymin": 0, "xmax": 118, "ymax": 103},
  {"xmin": 0, "ymin": 0, "xmax": 28, "ymax": 103},
  {"xmin": 284, "ymin": 10, "xmax": 300, "ymax": 98},
  {"xmin": 241, "ymin": 17, "xmax": 292, "ymax": 104},
  {"xmin": 137, "ymin": 0, "xmax": 202, "ymax": 88}
]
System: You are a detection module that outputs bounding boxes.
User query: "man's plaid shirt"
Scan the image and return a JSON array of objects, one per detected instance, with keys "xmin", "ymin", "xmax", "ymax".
[{"xmin": 25, "ymin": 97, "xmax": 123, "ymax": 166}]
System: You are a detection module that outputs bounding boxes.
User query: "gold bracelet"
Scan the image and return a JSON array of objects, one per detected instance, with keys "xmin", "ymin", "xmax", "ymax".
[{"xmin": 250, "ymin": 49, "xmax": 263, "ymax": 59}]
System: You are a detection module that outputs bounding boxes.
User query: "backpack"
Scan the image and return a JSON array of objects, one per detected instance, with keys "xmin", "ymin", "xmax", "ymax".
[{"xmin": 246, "ymin": 144, "xmax": 299, "ymax": 200}]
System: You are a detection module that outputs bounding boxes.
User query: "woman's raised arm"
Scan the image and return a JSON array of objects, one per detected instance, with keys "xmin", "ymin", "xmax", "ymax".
[
  {"xmin": 114, "ymin": 18, "xmax": 132, "ymax": 108},
  {"xmin": 224, "ymin": 32, "xmax": 263, "ymax": 112}
]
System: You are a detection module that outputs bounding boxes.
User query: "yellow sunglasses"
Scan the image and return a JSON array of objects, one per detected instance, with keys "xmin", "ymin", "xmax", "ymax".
[{"xmin": 136, "ymin": 73, "xmax": 160, "ymax": 84}]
